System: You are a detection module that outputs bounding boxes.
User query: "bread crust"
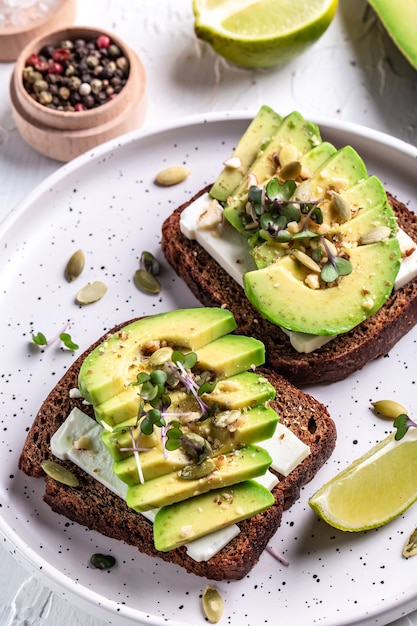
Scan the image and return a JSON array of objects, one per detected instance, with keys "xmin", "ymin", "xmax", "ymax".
[
  {"xmin": 161, "ymin": 186, "xmax": 417, "ymax": 385},
  {"xmin": 19, "ymin": 320, "xmax": 336, "ymax": 580}
]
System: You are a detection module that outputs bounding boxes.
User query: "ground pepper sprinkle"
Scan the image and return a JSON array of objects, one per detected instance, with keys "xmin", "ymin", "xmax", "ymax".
[{"xmin": 22, "ymin": 35, "xmax": 130, "ymax": 111}]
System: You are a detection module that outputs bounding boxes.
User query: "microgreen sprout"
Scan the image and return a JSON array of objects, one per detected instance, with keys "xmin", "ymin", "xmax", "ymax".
[
  {"xmin": 116, "ymin": 350, "xmax": 219, "ymax": 483},
  {"xmin": 245, "ymin": 177, "xmax": 323, "ymax": 247},
  {"xmin": 319, "ymin": 237, "xmax": 353, "ymax": 283},
  {"xmin": 31, "ymin": 322, "xmax": 79, "ymax": 351},
  {"xmin": 394, "ymin": 414, "xmax": 417, "ymax": 441}
]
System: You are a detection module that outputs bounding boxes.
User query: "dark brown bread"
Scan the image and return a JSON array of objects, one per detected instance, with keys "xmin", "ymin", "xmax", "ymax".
[
  {"xmin": 161, "ymin": 186, "xmax": 417, "ymax": 386},
  {"xmin": 19, "ymin": 321, "xmax": 336, "ymax": 581}
]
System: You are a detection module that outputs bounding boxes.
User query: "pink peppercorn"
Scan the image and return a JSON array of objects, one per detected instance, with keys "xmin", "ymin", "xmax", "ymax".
[
  {"xmin": 74, "ymin": 103, "xmax": 86, "ymax": 112},
  {"xmin": 97, "ymin": 35, "xmax": 111, "ymax": 49},
  {"xmin": 52, "ymin": 48, "xmax": 71, "ymax": 62},
  {"xmin": 47, "ymin": 62, "xmax": 64, "ymax": 74},
  {"xmin": 25, "ymin": 53, "xmax": 40, "ymax": 67}
]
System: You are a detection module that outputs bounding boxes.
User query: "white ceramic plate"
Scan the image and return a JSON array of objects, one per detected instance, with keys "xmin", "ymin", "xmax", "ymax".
[{"xmin": 1, "ymin": 112, "xmax": 417, "ymax": 626}]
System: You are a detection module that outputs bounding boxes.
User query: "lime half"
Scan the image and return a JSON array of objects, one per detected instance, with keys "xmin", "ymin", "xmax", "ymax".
[
  {"xmin": 309, "ymin": 428, "xmax": 417, "ymax": 532},
  {"xmin": 193, "ymin": 0, "xmax": 338, "ymax": 68}
]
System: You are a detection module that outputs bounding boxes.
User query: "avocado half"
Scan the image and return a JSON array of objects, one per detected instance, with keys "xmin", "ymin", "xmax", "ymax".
[{"xmin": 368, "ymin": 0, "xmax": 417, "ymax": 70}]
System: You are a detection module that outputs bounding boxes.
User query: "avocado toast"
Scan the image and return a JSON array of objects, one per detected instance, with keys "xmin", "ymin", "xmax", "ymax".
[
  {"xmin": 19, "ymin": 308, "xmax": 336, "ymax": 581},
  {"xmin": 161, "ymin": 106, "xmax": 417, "ymax": 385}
]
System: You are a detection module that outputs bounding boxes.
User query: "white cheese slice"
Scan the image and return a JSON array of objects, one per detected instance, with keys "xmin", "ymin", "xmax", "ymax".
[
  {"xmin": 51, "ymin": 408, "xmax": 240, "ymax": 557},
  {"xmin": 180, "ymin": 193, "xmax": 417, "ymax": 353},
  {"xmin": 258, "ymin": 422, "xmax": 311, "ymax": 477},
  {"xmin": 50, "ymin": 409, "xmax": 305, "ymax": 561},
  {"xmin": 51, "ymin": 407, "xmax": 128, "ymax": 501}
]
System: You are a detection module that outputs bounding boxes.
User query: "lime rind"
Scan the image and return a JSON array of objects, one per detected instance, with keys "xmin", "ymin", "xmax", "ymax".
[
  {"xmin": 309, "ymin": 428, "xmax": 417, "ymax": 531},
  {"xmin": 193, "ymin": 0, "xmax": 338, "ymax": 68}
]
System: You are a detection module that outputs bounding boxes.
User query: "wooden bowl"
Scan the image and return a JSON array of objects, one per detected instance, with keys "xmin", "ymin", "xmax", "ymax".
[
  {"xmin": 0, "ymin": 0, "xmax": 77, "ymax": 62},
  {"xmin": 9, "ymin": 26, "xmax": 147, "ymax": 161}
]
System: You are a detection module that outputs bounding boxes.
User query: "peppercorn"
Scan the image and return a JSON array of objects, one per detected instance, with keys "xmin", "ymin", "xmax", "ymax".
[{"xmin": 22, "ymin": 34, "xmax": 129, "ymax": 112}]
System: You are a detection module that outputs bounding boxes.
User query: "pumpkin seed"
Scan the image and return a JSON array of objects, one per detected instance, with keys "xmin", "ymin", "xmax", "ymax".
[
  {"xmin": 64, "ymin": 249, "xmax": 85, "ymax": 282},
  {"xmin": 371, "ymin": 399, "xmax": 408, "ymax": 418},
  {"xmin": 202, "ymin": 585, "xmax": 223, "ymax": 623},
  {"xmin": 279, "ymin": 160, "xmax": 302, "ymax": 182},
  {"xmin": 360, "ymin": 226, "xmax": 392, "ymax": 245},
  {"xmin": 41, "ymin": 460, "xmax": 79, "ymax": 487},
  {"xmin": 141, "ymin": 250, "xmax": 160, "ymax": 275},
  {"xmin": 134, "ymin": 269, "xmax": 161, "ymax": 294},
  {"xmin": 292, "ymin": 248, "xmax": 321, "ymax": 273},
  {"xmin": 403, "ymin": 528, "xmax": 417, "ymax": 558},
  {"xmin": 330, "ymin": 190, "xmax": 351, "ymax": 222},
  {"xmin": 75, "ymin": 280, "xmax": 108, "ymax": 305},
  {"xmin": 90, "ymin": 553, "xmax": 116, "ymax": 570},
  {"xmin": 278, "ymin": 143, "xmax": 299, "ymax": 167},
  {"xmin": 155, "ymin": 166, "xmax": 190, "ymax": 186},
  {"xmin": 179, "ymin": 458, "xmax": 216, "ymax": 480},
  {"xmin": 149, "ymin": 346, "xmax": 174, "ymax": 367}
]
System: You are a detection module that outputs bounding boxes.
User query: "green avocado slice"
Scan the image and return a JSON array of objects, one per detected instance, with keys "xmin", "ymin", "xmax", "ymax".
[
  {"xmin": 210, "ymin": 105, "xmax": 283, "ymax": 202},
  {"xmin": 126, "ymin": 444, "xmax": 272, "ymax": 511},
  {"xmin": 243, "ymin": 238, "xmax": 401, "ymax": 336},
  {"xmin": 153, "ymin": 480, "xmax": 275, "ymax": 551},
  {"xmin": 78, "ymin": 308, "xmax": 237, "ymax": 407}
]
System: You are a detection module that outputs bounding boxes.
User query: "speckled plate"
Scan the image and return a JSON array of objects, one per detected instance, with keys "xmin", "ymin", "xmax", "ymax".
[{"xmin": 1, "ymin": 112, "xmax": 417, "ymax": 626}]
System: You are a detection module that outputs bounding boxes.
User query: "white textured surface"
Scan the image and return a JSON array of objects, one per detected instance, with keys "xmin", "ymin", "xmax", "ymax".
[{"xmin": 1, "ymin": 0, "xmax": 417, "ymax": 624}]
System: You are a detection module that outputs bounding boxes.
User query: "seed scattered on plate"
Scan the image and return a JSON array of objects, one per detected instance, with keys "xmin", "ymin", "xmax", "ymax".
[
  {"xmin": 141, "ymin": 250, "xmax": 160, "ymax": 275},
  {"xmin": 64, "ymin": 249, "xmax": 85, "ymax": 282},
  {"xmin": 90, "ymin": 553, "xmax": 117, "ymax": 570},
  {"xmin": 202, "ymin": 585, "xmax": 223, "ymax": 623},
  {"xmin": 75, "ymin": 280, "xmax": 108, "ymax": 304},
  {"xmin": 134, "ymin": 269, "xmax": 161, "ymax": 294},
  {"xmin": 155, "ymin": 165, "xmax": 190, "ymax": 186},
  {"xmin": 371, "ymin": 399, "xmax": 408, "ymax": 418},
  {"xmin": 41, "ymin": 460, "xmax": 79, "ymax": 487},
  {"xmin": 403, "ymin": 527, "xmax": 417, "ymax": 558}
]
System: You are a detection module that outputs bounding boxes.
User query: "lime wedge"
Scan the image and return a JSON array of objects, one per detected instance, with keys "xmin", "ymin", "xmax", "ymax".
[
  {"xmin": 309, "ymin": 428, "xmax": 417, "ymax": 531},
  {"xmin": 193, "ymin": 0, "xmax": 338, "ymax": 68}
]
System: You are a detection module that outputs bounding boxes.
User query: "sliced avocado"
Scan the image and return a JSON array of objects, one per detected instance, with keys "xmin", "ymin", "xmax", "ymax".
[
  {"xmin": 291, "ymin": 145, "xmax": 368, "ymax": 206},
  {"xmin": 243, "ymin": 238, "xmax": 401, "ymax": 336},
  {"xmin": 223, "ymin": 111, "xmax": 322, "ymax": 232},
  {"xmin": 153, "ymin": 480, "xmax": 274, "ymax": 551},
  {"xmin": 204, "ymin": 370, "xmax": 276, "ymax": 410},
  {"xmin": 112, "ymin": 404, "xmax": 279, "ymax": 481},
  {"xmin": 195, "ymin": 334, "xmax": 265, "ymax": 377},
  {"xmin": 126, "ymin": 444, "xmax": 272, "ymax": 511},
  {"xmin": 102, "ymin": 374, "xmax": 277, "ymax": 462},
  {"xmin": 298, "ymin": 141, "xmax": 337, "ymax": 177},
  {"xmin": 92, "ymin": 333, "xmax": 269, "ymax": 427},
  {"xmin": 251, "ymin": 173, "xmax": 397, "ymax": 271},
  {"xmin": 210, "ymin": 105, "xmax": 282, "ymax": 202},
  {"xmin": 368, "ymin": 0, "xmax": 417, "ymax": 70},
  {"xmin": 78, "ymin": 308, "xmax": 237, "ymax": 406}
]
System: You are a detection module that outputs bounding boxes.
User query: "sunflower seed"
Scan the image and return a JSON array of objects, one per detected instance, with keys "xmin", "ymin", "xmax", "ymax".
[
  {"xmin": 360, "ymin": 226, "xmax": 392, "ymax": 245},
  {"xmin": 202, "ymin": 585, "xmax": 223, "ymax": 623},
  {"xmin": 292, "ymin": 248, "xmax": 321, "ymax": 273},
  {"xmin": 75, "ymin": 280, "xmax": 108, "ymax": 305},
  {"xmin": 155, "ymin": 166, "xmax": 190, "ymax": 186},
  {"xmin": 64, "ymin": 249, "xmax": 85, "ymax": 282}
]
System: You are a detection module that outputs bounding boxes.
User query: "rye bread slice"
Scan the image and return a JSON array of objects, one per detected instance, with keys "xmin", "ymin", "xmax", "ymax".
[
  {"xmin": 19, "ymin": 321, "xmax": 336, "ymax": 581},
  {"xmin": 161, "ymin": 186, "xmax": 417, "ymax": 386}
]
